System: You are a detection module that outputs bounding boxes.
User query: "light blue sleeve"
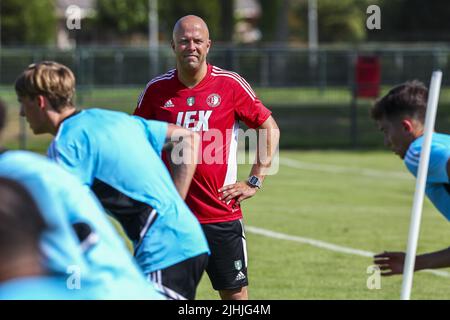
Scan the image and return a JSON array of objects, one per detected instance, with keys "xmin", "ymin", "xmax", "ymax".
[
  {"xmin": 48, "ymin": 132, "xmax": 97, "ymax": 186},
  {"xmin": 427, "ymin": 144, "xmax": 450, "ymax": 183},
  {"xmin": 28, "ymin": 177, "xmax": 90, "ymax": 275},
  {"xmin": 132, "ymin": 116, "xmax": 168, "ymax": 155}
]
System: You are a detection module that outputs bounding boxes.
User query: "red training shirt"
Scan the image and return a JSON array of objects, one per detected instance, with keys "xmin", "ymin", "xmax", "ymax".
[{"xmin": 134, "ymin": 64, "xmax": 271, "ymax": 224}]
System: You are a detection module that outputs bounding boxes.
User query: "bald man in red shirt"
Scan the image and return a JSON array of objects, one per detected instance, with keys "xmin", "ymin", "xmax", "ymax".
[{"xmin": 134, "ymin": 15, "xmax": 280, "ymax": 300}]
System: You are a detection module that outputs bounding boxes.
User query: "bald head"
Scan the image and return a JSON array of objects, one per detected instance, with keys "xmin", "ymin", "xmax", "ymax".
[
  {"xmin": 171, "ymin": 15, "xmax": 211, "ymax": 77},
  {"xmin": 172, "ymin": 15, "xmax": 210, "ymax": 42}
]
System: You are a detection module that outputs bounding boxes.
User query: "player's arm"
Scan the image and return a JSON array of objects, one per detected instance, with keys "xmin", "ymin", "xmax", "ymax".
[
  {"xmin": 248, "ymin": 115, "xmax": 280, "ymax": 182},
  {"xmin": 416, "ymin": 248, "xmax": 450, "ymax": 270},
  {"xmin": 163, "ymin": 124, "xmax": 200, "ymax": 199},
  {"xmin": 374, "ymin": 248, "xmax": 450, "ymax": 276},
  {"xmin": 219, "ymin": 115, "xmax": 280, "ymax": 207}
]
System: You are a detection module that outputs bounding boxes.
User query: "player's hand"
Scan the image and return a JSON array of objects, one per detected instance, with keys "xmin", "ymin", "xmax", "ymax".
[
  {"xmin": 218, "ymin": 181, "xmax": 258, "ymax": 208},
  {"xmin": 373, "ymin": 251, "xmax": 406, "ymax": 276}
]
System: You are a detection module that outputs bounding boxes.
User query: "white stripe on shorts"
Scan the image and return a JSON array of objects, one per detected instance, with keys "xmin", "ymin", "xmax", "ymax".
[
  {"xmin": 147, "ymin": 272, "xmax": 187, "ymax": 300},
  {"xmin": 239, "ymin": 219, "xmax": 248, "ymax": 268}
]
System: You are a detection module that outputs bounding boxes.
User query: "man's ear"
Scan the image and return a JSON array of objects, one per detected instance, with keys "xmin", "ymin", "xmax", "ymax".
[
  {"xmin": 206, "ymin": 39, "xmax": 211, "ymax": 54},
  {"xmin": 171, "ymin": 40, "xmax": 175, "ymax": 52},
  {"xmin": 36, "ymin": 95, "xmax": 47, "ymax": 109},
  {"xmin": 401, "ymin": 119, "xmax": 414, "ymax": 133}
]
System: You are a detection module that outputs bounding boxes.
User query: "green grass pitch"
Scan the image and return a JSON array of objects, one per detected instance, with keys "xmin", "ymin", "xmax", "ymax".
[
  {"xmin": 196, "ymin": 150, "xmax": 450, "ymax": 300},
  {"xmin": 1, "ymin": 87, "xmax": 449, "ymax": 299}
]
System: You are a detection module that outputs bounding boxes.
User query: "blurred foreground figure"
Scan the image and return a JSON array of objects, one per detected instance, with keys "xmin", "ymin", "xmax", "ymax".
[
  {"xmin": 0, "ymin": 177, "xmax": 72, "ymax": 300},
  {"xmin": 0, "ymin": 101, "xmax": 163, "ymax": 300}
]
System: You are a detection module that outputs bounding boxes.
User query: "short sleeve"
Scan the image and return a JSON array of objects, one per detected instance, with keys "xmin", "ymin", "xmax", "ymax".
[
  {"xmin": 427, "ymin": 144, "xmax": 450, "ymax": 183},
  {"xmin": 134, "ymin": 85, "xmax": 154, "ymax": 118},
  {"xmin": 232, "ymin": 79, "xmax": 272, "ymax": 128},
  {"xmin": 47, "ymin": 132, "xmax": 96, "ymax": 186},
  {"xmin": 132, "ymin": 116, "xmax": 168, "ymax": 155},
  {"xmin": 405, "ymin": 142, "xmax": 450, "ymax": 184}
]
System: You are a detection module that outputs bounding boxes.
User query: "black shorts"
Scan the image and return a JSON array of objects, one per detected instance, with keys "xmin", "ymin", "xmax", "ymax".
[
  {"xmin": 148, "ymin": 253, "xmax": 208, "ymax": 300},
  {"xmin": 201, "ymin": 219, "xmax": 248, "ymax": 291}
]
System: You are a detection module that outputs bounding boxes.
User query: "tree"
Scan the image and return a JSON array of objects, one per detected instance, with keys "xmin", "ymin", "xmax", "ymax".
[
  {"xmin": 275, "ymin": 0, "xmax": 290, "ymax": 43},
  {"xmin": 96, "ymin": 0, "xmax": 149, "ymax": 35},
  {"xmin": 95, "ymin": 0, "xmax": 224, "ymax": 43},
  {"xmin": 368, "ymin": 0, "xmax": 450, "ymax": 42},
  {"xmin": 261, "ymin": 0, "xmax": 369, "ymax": 44},
  {"xmin": 0, "ymin": 0, "xmax": 56, "ymax": 45},
  {"xmin": 158, "ymin": 0, "xmax": 221, "ymax": 41},
  {"xmin": 260, "ymin": 0, "xmax": 283, "ymax": 42},
  {"xmin": 313, "ymin": 0, "xmax": 368, "ymax": 43},
  {"xmin": 218, "ymin": 0, "xmax": 234, "ymax": 42}
]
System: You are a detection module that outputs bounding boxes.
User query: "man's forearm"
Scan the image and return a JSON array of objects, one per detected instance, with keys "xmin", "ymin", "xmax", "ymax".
[
  {"xmin": 415, "ymin": 247, "xmax": 450, "ymax": 271},
  {"xmin": 169, "ymin": 162, "xmax": 196, "ymax": 199},
  {"xmin": 166, "ymin": 131, "xmax": 199, "ymax": 199},
  {"xmin": 250, "ymin": 117, "xmax": 280, "ymax": 181}
]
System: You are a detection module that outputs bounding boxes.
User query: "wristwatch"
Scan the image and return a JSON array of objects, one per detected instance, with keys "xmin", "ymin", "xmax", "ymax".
[{"xmin": 247, "ymin": 175, "xmax": 262, "ymax": 189}]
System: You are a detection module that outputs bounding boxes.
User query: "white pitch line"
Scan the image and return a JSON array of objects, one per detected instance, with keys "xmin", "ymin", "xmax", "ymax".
[
  {"xmin": 280, "ymin": 157, "xmax": 412, "ymax": 180},
  {"xmin": 246, "ymin": 225, "xmax": 450, "ymax": 278}
]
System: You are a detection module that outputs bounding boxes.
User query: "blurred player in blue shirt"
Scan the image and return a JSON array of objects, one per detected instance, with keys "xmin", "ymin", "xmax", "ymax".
[
  {"xmin": 14, "ymin": 61, "xmax": 209, "ymax": 300},
  {"xmin": 0, "ymin": 151, "xmax": 163, "ymax": 299},
  {"xmin": 370, "ymin": 80, "xmax": 450, "ymax": 275},
  {"xmin": 0, "ymin": 177, "xmax": 83, "ymax": 300},
  {"xmin": 0, "ymin": 101, "xmax": 162, "ymax": 300},
  {"xmin": 0, "ymin": 177, "xmax": 73, "ymax": 300}
]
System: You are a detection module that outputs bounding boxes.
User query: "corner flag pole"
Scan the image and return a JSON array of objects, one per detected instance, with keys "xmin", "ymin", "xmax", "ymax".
[{"xmin": 400, "ymin": 70, "xmax": 442, "ymax": 300}]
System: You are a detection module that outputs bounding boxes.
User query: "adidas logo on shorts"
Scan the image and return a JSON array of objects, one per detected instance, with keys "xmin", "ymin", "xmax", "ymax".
[{"xmin": 235, "ymin": 271, "xmax": 246, "ymax": 281}]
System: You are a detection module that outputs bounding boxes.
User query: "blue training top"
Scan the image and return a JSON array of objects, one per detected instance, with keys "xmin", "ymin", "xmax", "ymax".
[
  {"xmin": 0, "ymin": 276, "xmax": 82, "ymax": 300},
  {"xmin": 0, "ymin": 150, "xmax": 163, "ymax": 300},
  {"xmin": 404, "ymin": 133, "xmax": 450, "ymax": 221},
  {"xmin": 47, "ymin": 108, "xmax": 209, "ymax": 274}
]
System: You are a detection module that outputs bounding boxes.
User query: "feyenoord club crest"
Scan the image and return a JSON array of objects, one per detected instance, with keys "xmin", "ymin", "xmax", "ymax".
[
  {"xmin": 206, "ymin": 93, "xmax": 221, "ymax": 107},
  {"xmin": 234, "ymin": 260, "xmax": 242, "ymax": 271},
  {"xmin": 187, "ymin": 96, "xmax": 195, "ymax": 106}
]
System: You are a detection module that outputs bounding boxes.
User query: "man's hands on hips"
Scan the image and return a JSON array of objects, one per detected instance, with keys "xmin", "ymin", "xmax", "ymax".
[{"xmin": 218, "ymin": 181, "xmax": 258, "ymax": 208}]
